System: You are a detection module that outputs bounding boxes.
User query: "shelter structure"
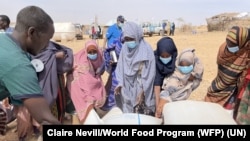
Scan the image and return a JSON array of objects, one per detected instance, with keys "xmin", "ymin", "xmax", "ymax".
[{"xmin": 206, "ymin": 12, "xmax": 250, "ymax": 31}]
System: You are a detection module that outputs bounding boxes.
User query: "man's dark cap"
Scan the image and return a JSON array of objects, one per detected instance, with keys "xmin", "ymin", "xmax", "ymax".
[{"xmin": 117, "ymin": 15, "xmax": 125, "ymax": 23}]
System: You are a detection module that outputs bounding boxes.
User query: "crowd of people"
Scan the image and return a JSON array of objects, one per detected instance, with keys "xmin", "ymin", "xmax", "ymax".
[{"xmin": 0, "ymin": 5, "xmax": 250, "ymax": 140}]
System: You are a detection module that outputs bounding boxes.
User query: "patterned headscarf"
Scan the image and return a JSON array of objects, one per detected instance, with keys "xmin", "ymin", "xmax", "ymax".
[
  {"xmin": 217, "ymin": 26, "xmax": 249, "ymax": 65},
  {"xmin": 226, "ymin": 26, "xmax": 249, "ymax": 48}
]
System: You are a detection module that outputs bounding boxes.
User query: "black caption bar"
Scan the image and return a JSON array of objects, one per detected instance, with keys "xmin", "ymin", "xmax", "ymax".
[{"xmin": 43, "ymin": 125, "xmax": 249, "ymax": 140}]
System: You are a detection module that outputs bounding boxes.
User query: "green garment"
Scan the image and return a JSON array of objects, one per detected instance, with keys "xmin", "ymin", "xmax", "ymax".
[{"xmin": 0, "ymin": 33, "xmax": 43, "ymax": 105}]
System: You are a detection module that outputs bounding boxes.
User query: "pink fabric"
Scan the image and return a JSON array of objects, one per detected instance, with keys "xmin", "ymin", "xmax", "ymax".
[
  {"xmin": 67, "ymin": 40, "xmax": 106, "ymax": 121},
  {"xmin": 85, "ymin": 41, "xmax": 102, "ymax": 70}
]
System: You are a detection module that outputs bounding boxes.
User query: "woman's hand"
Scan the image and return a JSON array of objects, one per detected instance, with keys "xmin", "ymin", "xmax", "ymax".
[
  {"xmin": 155, "ymin": 98, "xmax": 168, "ymax": 118},
  {"xmin": 2, "ymin": 98, "xmax": 11, "ymax": 109},
  {"xmin": 109, "ymin": 60, "xmax": 117, "ymax": 66},
  {"xmin": 188, "ymin": 74, "xmax": 195, "ymax": 81},
  {"xmin": 55, "ymin": 51, "xmax": 66, "ymax": 59},
  {"xmin": 95, "ymin": 94, "xmax": 107, "ymax": 108},
  {"xmin": 114, "ymin": 86, "xmax": 122, "ymax": 95}
]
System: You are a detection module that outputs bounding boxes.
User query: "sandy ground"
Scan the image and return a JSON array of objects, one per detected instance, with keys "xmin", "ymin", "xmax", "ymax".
[{"xmin": 0, "ymin": 27, "xmax": 228, "ymax": 140}]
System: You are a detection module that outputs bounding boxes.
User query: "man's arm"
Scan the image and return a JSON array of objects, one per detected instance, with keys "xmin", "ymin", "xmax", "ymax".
[
  {"xmin": 154, "ymin": 85, "xmax": 161, "ymax": 108},
  {"xmin": 23, "ymin": 97, "xmax": 60, "ymax": 125},
  {"xmin": 4, "ymin": 64, "xmax": 61, "ymax": 125},
  {"xmin": 103, "ymin": 26, "xmax": 113, "ymax": 49}
]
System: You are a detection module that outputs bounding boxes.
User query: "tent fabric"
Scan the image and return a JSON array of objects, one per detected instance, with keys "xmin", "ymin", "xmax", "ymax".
[{"xmin": 105, "ymin": 19, "xmax": 116, "ymax": 26}]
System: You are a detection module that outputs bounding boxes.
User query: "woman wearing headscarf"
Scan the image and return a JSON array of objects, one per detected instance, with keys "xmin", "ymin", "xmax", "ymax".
[
  {"xmin": 15, "ymin": 41, "xmax": 74, "ymax": 139},
  {"xmin": 114, "ymin": 21, "xmax": 156, "ymax": 115},
  {"xmin": 155, "ymin": 49, "xmax": 204, "ymax": 118},
  {"xmin": 205, "ymin": 26, "xmax": 250, "ymax": 124},
  {"xmin": 66, "ymin": 40, "xmax": 106, "ymax": 124},
  {"xmin": 154, "ymin": 37, "xmax": 178, "ymax": 108}
]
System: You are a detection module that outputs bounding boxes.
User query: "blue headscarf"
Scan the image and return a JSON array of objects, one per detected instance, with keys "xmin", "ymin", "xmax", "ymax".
[{"xmin": 154, "ymin": 37, "xmax": 178, "ymax": 86}]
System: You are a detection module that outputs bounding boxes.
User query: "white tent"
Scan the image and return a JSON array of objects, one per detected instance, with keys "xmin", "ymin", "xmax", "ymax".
[
  {"xmin": 105, "ymin": 19, "xmax": 116, "ymax": 26},
  {"xmin": 235, "ymin": 12, "xmax": 248, "ymax": 18}
]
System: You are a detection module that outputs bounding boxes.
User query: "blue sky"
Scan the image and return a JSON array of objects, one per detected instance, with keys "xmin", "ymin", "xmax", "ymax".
[{"xmin": 1, "ymin": 0, "xmax": 250, "ymax": 26}]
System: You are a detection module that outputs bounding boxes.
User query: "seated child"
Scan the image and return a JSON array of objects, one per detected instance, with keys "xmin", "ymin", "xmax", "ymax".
[{"xmin": 155, "ymin": 48, "xmax": 204, "ymax": 118}]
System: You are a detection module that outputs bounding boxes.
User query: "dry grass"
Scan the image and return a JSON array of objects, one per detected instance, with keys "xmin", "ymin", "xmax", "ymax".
[{"xmin": 1, "ymin": 27, "xmax": 228, "ymax": 140}]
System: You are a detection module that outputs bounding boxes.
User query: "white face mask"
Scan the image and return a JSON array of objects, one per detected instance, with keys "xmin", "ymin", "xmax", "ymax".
[
  {"xmin": 227, "ymin": 46, "xmax": 239, "ymax": 53},
  {"xmin": 118, "ymin": 23, "xmax": 124, "ymax": 28}
]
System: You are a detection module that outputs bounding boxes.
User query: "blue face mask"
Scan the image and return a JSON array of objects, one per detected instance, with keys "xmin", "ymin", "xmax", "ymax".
[
  {"xmin": 178, "ymin": 65, "xmax": 194, "ymax": 74},
  {"xmin": 126, "ymin": 41, "xmax": 137, "ymax": 49},
  {"xmin": 227, "ymin": 46, "xmax": 239, "ymax": 53},
  {"xmin": 87, "ymin": 53, "xmax": 97, "ymax": 60},
  {"xmin": 159, "ymin": 56, "xmax": 172, "ymax": 64}
]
